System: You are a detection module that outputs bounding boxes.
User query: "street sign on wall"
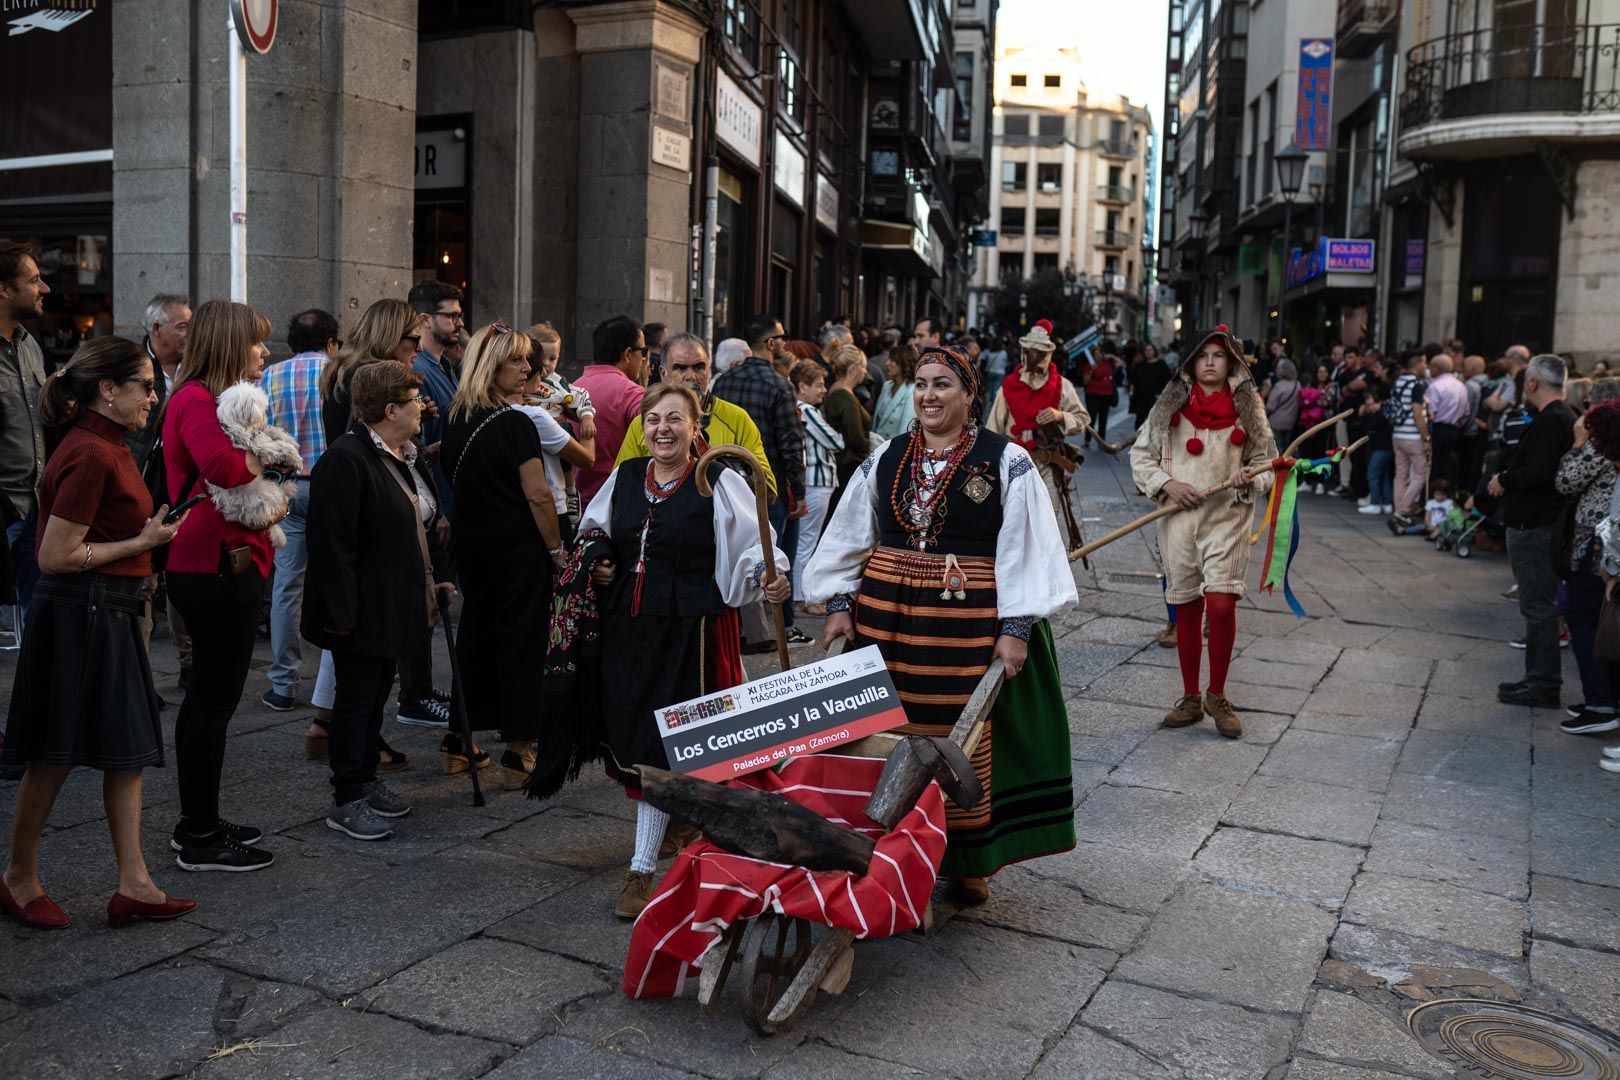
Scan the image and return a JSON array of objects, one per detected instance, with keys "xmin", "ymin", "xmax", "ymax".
[{"xmin": 1295, "ymin": 38, "xmax": 1333, "ymax": 150}]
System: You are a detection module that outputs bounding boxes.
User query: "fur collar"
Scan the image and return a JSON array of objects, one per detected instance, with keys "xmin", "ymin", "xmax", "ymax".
[{"xmin": 1142, "ymin": 369, "xmax": 1273, "ymax": 448}]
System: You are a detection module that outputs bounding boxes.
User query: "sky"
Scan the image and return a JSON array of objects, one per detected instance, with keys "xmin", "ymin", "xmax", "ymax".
[{"xmin": 996, "ymin": 0, "xmax": 1171, "ymax": 128}]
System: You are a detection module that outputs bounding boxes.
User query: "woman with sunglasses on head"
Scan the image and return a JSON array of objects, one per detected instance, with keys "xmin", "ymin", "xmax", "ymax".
[
  {"xmin": 302, "ymin": 298, "xmax": 426, "ymax": 772},
  {"xmin": 2, "ymin": 337, "xmax": 196, "ymax": 928},
  {"xmin": 806, "ymin": 346, "xmax": 1079, "ymax": 906},
  {"xmin": 304, "ymin": 363, "xmax": 454, "ymax": 841},
  {"xmin": 162, "ymin": 300, "xmax": 281, "ymax": 873},
  {"xmin": 441, "ymin": 324, "xmax": 567, "ymax": 787}
]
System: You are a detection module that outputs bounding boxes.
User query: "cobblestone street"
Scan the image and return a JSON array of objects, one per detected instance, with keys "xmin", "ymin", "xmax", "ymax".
[{"xmin": 3, "ymin": 442, "xmax": 1618, "ymax": 1079}]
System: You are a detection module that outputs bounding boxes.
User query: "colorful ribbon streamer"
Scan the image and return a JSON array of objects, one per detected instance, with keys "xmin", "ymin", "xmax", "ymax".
[{"xmin": 1255, "ymin": 448, "xmax": 1348, "ymax": 618}]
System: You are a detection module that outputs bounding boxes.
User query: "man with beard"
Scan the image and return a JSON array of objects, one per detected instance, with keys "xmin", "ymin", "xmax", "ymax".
[{"xmin": 986, "ymin": 320, "xmax": 1089, "ymax": 548}]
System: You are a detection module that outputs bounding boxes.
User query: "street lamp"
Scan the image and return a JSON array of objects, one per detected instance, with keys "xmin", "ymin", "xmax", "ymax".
[
  {"xmin": 1187, "ymin": 208, "xmax": 1209, "ymax": 328},
  {"xmin": 1274, "ymin": 140, "xmax": 1309, "ymax": 355}
]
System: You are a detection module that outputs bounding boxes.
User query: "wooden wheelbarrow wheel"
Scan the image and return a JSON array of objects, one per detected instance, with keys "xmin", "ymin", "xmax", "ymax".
[{"xmin": 733, "ymin": 912, "xmax": 858, "ymax": 1035}]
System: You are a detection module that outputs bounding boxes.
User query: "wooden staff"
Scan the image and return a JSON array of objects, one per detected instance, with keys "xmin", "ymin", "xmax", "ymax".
[
  {"xmin": 1067, "ymin": 409, "xmax": 1354, "ymax": 563},
  {"xmin": 695, "ymin": 444, "xmax": 790, "ymax": 672},
  {"xmin": 1084, "ymin": 423, "xmax": 1137, "ymax": 455}
]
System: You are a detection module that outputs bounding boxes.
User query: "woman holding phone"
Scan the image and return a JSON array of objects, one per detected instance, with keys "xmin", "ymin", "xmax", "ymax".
[{"xmin": 1, "ymin": 337, "xmax": 195, "ymax": 928}]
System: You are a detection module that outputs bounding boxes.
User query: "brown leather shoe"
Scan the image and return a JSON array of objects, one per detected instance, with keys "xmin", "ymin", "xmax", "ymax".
[
  {"xmin": 1204, "ymin": 691, "xmax": 1243, "ymax": 738},
  {"xmin": 1163, "ymin": 694, "xmax": 1204, "ymax": 728},
  {"xmin": 658, "ymin": 820, "xmax": 701, "ymax": 860},
  {"xmin": 615, "ymin": 870, "xmax": 656, "ymax": 920},
  {"xmin": 946, "ymin": 875, "xmax": 989, "ymax": 905},
  {"xmin": 1156, "ymin": 623, "xmax": 1177, "ymax": 648}
]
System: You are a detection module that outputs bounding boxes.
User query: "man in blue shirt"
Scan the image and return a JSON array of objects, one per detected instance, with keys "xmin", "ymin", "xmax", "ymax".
[
  {"xmin": 399, "ymin": 279, "xmax": 465, "ymax": 728},
  {"xmin": 259, "ymin": 309, "xmax": 339, "ymax": 711}
]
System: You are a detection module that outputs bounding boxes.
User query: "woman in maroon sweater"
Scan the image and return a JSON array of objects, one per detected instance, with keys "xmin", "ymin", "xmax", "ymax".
[
  {"xmin": 1, "ymin": 337, "xmax": 194, "ymax": 929},
  {"xmin": 163, "ymin": 300, "xmax": 279, "ymax": 874}
]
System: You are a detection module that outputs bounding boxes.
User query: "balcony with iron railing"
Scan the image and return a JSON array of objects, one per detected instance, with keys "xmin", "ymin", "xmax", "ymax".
[
  {"xmin": 1097, "ymin": 138, "xmax": 1135, "ymax": 158},
  {"xmin": 1337, "ymin": 0, "xmax": 1396, "ymax": 59},
  {"xmin": 1400, "ymin": 20, "xmax": 1620, "ymax": 158},
  {"xmin": 1095, "ymin": 229, "xmax": 1132, "ymax": 248},
  {"xmin": 1097, "ymin": 184, "xmax": 1135, "ymax": 203}
]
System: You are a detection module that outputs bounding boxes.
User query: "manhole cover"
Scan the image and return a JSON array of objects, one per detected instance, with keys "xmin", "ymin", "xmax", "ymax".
[{"xmin": 1408, "ymin": 998, "xmax": 1620, "ymax": 1079}]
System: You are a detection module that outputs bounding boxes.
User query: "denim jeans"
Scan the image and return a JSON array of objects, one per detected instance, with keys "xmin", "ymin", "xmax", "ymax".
[
  {"xmin": 266, "ymin": 480, "xmax": 310, "ymax": 698},
  {"xmin": 1507, "ymin": 522, "xmax": 1562, "ymax": 691},
  {"xmin": 1564, "ymin": 569, "xmax": 1617, "ymax": 708},
  {"xmin": 767, "ymin": 499, "xmax": 797, "ymax": 629},
  {"xmin": 6, "ymin": 509, "xmax": 38, "ymax": 623},
  {"xmin": 1367, "ymin": 449, "xmax": 1394, "ymax": 507}
]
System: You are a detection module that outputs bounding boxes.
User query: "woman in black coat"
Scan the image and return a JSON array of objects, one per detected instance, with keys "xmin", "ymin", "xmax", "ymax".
[{"xmin": 304, "ymin": 363, "xmax": 451, "ymax": 842}]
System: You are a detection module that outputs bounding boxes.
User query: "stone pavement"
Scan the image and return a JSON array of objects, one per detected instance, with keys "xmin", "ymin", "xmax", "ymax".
[{"xmin": 3, "ymin": 431, "xmax": 1620, "ymax": 1079}]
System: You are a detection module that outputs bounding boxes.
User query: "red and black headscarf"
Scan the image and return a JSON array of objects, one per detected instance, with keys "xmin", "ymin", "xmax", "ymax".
[{"xmin": 917, "ymin": 345, "xmax": 982, "ymax": 421}]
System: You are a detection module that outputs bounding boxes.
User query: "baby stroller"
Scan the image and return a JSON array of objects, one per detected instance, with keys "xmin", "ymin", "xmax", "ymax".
[{"xmin": 1435, "ymin": 504, "xmax": 1488, "ymax": 557}]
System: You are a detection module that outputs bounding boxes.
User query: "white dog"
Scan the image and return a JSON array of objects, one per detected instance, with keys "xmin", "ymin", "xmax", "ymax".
[{"xmin": 208, "ymin": 381, "xmax": 303, "ymax": 548}]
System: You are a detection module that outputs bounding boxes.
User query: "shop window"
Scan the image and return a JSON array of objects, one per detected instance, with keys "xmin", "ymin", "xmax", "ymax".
[
  {"xmin": 713, "ymin": 169, "xmax": 746, "ymax": 338},
  {"xmin": 413, "ymin": 119, "xmax": 472, "ymax": 299}
]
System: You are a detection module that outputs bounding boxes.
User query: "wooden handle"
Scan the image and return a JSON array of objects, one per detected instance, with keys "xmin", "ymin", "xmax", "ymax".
[
  {"xmin": 695, "ymin": 444, "xmax": 791, "ymax": 672},
  {"xmin": 1066, "ymin": 409, "xmax": 1357, "ymax": 563}
]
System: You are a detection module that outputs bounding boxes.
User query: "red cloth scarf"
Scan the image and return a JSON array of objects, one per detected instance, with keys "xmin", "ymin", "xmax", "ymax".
[
  {"xmin": 998, "ymin": 369, "xmax": 1063, "ymax": 449},
  {"xmin": 1179, "ymin": 384, "xmax": 1238, "ymax": 431}
]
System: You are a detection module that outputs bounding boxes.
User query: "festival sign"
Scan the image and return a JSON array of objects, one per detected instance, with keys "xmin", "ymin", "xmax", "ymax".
[{"xmin": 655, "ymin": 645, "xmax": 906, "ymax": 782}]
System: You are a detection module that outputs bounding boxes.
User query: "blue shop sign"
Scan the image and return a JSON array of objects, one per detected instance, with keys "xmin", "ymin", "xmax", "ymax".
[{"xmin": 1286, "ymin": 238, "xmax": 1376, "ymax": 290}]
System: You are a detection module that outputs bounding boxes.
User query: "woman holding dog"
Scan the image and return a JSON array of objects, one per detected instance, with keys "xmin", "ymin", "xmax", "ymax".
[
  {"xmin": 163, "ymin": 299, "xmax": 280, "ymax": 874},
  {"xmin": 2, "ymin": 337, "xmax": 195, "ymax": 929}
]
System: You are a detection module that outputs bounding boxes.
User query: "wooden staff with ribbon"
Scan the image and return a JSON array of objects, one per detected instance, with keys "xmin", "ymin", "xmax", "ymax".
[
  {"xmin": 1067, "ymin": 410, "xmax": 1354, "ymax": 563},
  {"xmin": 694, "ymin": 444, "xmax": 790, "ymax": 672}
]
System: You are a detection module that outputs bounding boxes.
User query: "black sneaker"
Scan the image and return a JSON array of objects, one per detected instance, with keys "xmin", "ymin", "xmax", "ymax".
[
  {"xmin": 1498, "ymin": 679, "xmax": 1530, "ymax": 695},
  {"xmin": 170, "ymin": 817, "xmax": 264, "ymax": 853},
  {"xmin": 175, "ymin": 833, "xmax": 275, "ymax": 872},
  {"xmin": 1567, "ymin": 702, "xmax": 1588, "ymax": 718},
  {"xmin": 784, "ymin": 627, "xmax": 813, "ymax": 645},
  {"xmin": 396, "ymin": 697, "xmax": 450, "ymax": 728},
  {"xmin": 1560, "ymin": 709, "xmax": 1620, "ymax": 735},
  {"xmin": 1497, "ymin": 683, "xmax": 1561, "ymax": 708},
  {"xmin": 429, "ymin": 686, "xmax": 452, "ymax": 705},
  {"xmin": 260, "ymin": 689, "xmax": 295, "ymax": 712}
]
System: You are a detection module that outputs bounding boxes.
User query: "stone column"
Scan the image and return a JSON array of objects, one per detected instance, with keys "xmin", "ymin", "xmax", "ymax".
[
  {"xmin": 113, "ymin": 0, "xmax": 416, "ymax": 343},
  {"xmin": 568, "ymin": 0, "xmax": 703, "ymax": 358}
]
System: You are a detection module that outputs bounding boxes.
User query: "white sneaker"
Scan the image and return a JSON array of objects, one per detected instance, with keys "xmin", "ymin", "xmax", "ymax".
[
  {"xmin": 1358, "ymin": 503, "xmax": 1385, "ymax": 515},
  {"xmin": 1601, "ymin": 757, "xmax": 1620, "ymax": 774},
  {"xmin": 1314, "ymin": 483, "xmax": 1326, "ymax": 495},
  {"xmin": 1381, "ymin": 504, "xmax": 1394, "ymax": 513},
  {"xmin": 1603, "ymin": 745, "xmax": 1620, "ymax": 759},
  {"xmin": 1357, "ymin": 496, "xmax": 1372, "ymax": 507}
]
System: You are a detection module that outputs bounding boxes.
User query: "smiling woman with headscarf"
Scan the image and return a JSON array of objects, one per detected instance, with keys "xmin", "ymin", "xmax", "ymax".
[{"xmin": 805, "ymin": 345, "xmax": 1078, "ymax": 906}]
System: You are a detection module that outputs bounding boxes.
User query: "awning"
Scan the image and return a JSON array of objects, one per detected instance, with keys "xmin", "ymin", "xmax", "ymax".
[{"xmin": 860, "ymin": 219, "xmax": 935, "ymax": 277}]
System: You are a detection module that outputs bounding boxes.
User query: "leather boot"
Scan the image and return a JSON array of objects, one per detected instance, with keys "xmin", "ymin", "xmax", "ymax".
[
  {"xmin": 1203, "ymin": 691, "xmax": 1243, "ymax": 739},
  {"xmin": 1162, "ymin": 694, "xmax": 1204, "ymax": 728}
]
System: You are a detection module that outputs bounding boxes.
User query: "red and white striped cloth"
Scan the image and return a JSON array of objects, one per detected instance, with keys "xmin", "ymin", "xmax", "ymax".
[{"xmin": 622, "ymin": 753, "xmax": 948, "ymax": 999}]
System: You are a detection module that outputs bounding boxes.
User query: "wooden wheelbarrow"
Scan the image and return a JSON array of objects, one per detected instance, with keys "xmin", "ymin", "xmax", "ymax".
[{"xmin": 635, "ymin": 657, "xmax": 1009, "ymax": 1035}]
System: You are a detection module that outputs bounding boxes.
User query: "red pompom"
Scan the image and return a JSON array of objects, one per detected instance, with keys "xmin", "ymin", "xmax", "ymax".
[
  {"xmin": 1230, "ymin": 428, "xmax": 1246, "ymax": 446},
  {"xmin": 1215, "ymin": 323, "xmax": 1230, "ymax": 333},
  {"xmin": 1035, "ymin": 318, "xmax": 1054, "ymax": 335},
  {"xmin": 1186, "ymin": 437, "xmax": 1204, "ymax": 456},
  {"xmin": 1170, "ymin": 412, "xmax": 1182, "ymax": 428}
]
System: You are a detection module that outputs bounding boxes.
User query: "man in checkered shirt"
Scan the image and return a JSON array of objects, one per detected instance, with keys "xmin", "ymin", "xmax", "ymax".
[
  {"xmin": 712, "ymin": 313, "xmax": 811, "ymax": 645},
  {"xmin": 259, "ymin": 309, "xmax": 339, "ymax": 712}
]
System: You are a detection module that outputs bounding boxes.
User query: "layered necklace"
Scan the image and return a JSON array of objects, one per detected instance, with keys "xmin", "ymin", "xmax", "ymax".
[{"xmin": 890, "ymin": 422, "xmax": 976, "ymax": 553}]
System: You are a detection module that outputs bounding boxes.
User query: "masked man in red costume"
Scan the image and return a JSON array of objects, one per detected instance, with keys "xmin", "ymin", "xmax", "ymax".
[
  {"xmin": 986, "ymin": 321, "xmax": 1089, "ymax": 545},
  {"xmin": 1129, "ymin": 326, "xmax": 1276, "ymax": 738}
]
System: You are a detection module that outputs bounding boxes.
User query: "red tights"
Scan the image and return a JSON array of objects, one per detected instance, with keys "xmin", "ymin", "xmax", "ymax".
[{"xmin": 1175, "ymin": 592, "xmax": 1238, "ymax": 696}]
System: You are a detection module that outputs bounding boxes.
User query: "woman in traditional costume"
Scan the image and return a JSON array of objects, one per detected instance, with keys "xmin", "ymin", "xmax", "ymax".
[
  {"xmin": 805, "ymin": 346, "xmax": 1078, "ymax": 905},
  {"xmin": 1129, "ymin": 326, "xmax": 1276, "ymax": 739},
  {"xmin": 569, "ymin": 383, "xmax": 790, "ymax": 919}
]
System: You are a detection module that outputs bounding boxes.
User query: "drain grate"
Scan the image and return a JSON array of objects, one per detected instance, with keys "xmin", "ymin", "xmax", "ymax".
[{"xmin": 1407, "ymin": 998, "xmax": 1620, "ymax": 1079}]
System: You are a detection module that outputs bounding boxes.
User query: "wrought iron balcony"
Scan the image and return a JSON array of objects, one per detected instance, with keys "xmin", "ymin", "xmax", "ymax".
[
  {"xmin": 1336, "ymin": 0, "xmax": 1396, "ymax": 60},
  {"xmin": 1097, "ymin": 184, "xmax": 1135, "ymax": 204},
  {"xmin": 1095, "ymin": 229, "xmax": 1132, "ymax": 249},
  {"xmin": 1096, "ymin": 138, "xmax": 1135, "ymax": 158},
  {"xmin": 1401, "ymin": 21, "xmax": 1620, "ymax": 136}
]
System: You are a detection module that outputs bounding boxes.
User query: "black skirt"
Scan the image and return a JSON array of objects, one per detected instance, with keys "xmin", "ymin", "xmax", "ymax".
[
  {"xmin": 2, "ymin": 574, "xmax": 164, "ymax": 770},
  {"xmin": 453, "ymin": 535, "xmax": 552, "ymax": 740}
]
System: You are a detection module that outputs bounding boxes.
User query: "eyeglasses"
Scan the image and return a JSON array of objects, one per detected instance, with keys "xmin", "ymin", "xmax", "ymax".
[
  {"xmin": 630, "ymin": 345, "xmax": 650, "ymax": 355},
  {"xmin": 123, "ymin": 376, "xmax": 157, "ymax": 394},
  {"xmin": 434, "ymin": 310, "xmax": 465, "ymax": 324},
  {"xmin": 393, "ymin": 394, "xmax": 424, "ymax": 407}
]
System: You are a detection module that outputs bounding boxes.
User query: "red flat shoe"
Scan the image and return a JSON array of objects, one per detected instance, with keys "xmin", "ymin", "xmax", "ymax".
[
  {"xmin": 107, "ymin": 891, "xmax": 196, "ymax": 928},
  {"xmin": 0, "ymin": 878, "xmax": 70, "ymax": 929}
]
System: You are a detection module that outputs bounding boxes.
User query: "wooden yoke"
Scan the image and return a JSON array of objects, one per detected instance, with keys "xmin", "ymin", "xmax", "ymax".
[
  {"xmin": 1067, "ymin": 409, "xmax": 1354, "ymax": 563},
  {"xmin": 695, "ymin": 444, "xmax": 790, "ymax": 672}
]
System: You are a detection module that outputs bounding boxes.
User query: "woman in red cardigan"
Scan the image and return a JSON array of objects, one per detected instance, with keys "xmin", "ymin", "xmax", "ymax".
[{"xmin": 162, "ymin": 300, "xmax": 280, "ymax": 874}]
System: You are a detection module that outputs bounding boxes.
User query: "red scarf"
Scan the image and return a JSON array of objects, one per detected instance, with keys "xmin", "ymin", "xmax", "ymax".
[{"xmin": 1179, "ymin": 384, "xmax": 1238, "ymax": 431}]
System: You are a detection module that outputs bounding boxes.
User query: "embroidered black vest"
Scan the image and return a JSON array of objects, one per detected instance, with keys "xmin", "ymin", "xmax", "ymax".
[
  {"xmin": 875, "ymin": 427, "xmax": 1009, "ymax": 557},
  {"xmin": 606, "ymin": 458, "xmax": 725, "ymax": 617}
]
